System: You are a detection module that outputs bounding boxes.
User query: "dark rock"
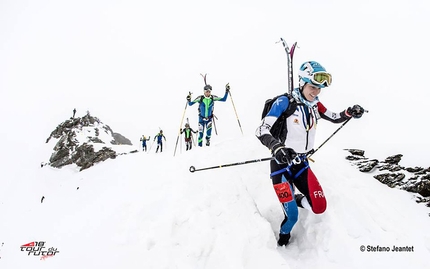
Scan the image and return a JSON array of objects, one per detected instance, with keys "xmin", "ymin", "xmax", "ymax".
[
  {"xmin": 346, "ymin": 149, "xmax": 365, "ymax": 156},
  {"xmin": 383, "ymin": 154, "xmax": 403, "ymax": 165},
  {"xmin": 358, "ymin": 159, "xmax": 379, "ymax": 172},
  {"xmin": 346, "ymin": 155, "xmax": 366, "ymax": 161},
  {"xmin": 374, "ymin": 173, "xmax": 405, "ymax": 187},
  {"xmin": 72, "ymin": 144, "xmax": 116, "ymax": 171},
  {"xmin": 112, "ymin": 132, "xmax": 132, "ymax": 145},
  {"xmin": 345, "ymin": 149, "xmax": 430, "ymax": 208},
  {"xmin": 416, "ymin": 181, "xmax": 430, "ymax": 197},
  {"xmin": 88, "ymin": 137, "xmax": 104, "ymax": 144},
  {"xmin": 405, "ymin": 167, "xmax": 424, "ymax": 173},
  {"xmin": 379, "ymin": 164, "xmax": 403, "ymax": 172}
]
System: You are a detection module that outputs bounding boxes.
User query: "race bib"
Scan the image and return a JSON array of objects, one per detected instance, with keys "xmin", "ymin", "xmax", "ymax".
[{"xmin": 274, "ymin": 182, "xmax": 294, "ymax": 203}]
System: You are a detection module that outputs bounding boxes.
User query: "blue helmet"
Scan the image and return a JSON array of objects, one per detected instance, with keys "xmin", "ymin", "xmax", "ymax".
[{"xmin": 298, "ymin": 61, "xmax": 332, "ymax": 89}]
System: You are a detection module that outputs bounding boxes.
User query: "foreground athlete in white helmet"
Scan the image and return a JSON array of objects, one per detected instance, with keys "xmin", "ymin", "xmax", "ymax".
[{"xmin": 255, "ymin": 61, "xmax": 365, "ymax": 246}]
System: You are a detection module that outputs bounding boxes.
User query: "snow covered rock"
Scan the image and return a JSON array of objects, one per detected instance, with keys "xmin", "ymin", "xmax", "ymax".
[{"xmin": 45, "ymin": 112, "xmax": 137, "ymax": 171}]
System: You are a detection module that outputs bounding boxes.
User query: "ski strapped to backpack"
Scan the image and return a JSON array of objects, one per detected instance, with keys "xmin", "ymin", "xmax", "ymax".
[
  {"xmin": 279, "ymin": 38, "xmax": 297, "ymax": 95},
  {"xmin": 261, "ymin": 93, "xmax": 298, "ymax": 143},
  {"xmin": 261, "ymin": 39, "xmax": 298, "ymax": 143}
]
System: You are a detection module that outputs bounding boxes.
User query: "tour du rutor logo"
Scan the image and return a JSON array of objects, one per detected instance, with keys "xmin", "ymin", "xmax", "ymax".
[{"xmin": 20, "ymin": 241, "xmax": 59, "ymax": 259}]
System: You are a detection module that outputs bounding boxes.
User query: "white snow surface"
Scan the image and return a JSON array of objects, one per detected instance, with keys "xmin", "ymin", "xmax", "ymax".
[{"xmin": 1, "ymin": 135, "xmax": 430, "ymax": 269}]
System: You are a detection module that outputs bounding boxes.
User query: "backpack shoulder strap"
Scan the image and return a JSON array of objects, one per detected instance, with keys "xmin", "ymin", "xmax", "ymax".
[{"xmin": 283, "ymin": 94, "xmax": 297, "ymax": 118}]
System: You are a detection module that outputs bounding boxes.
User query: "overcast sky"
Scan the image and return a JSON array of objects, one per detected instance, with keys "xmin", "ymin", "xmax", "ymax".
[{"xmin": 1, "ymin": 0, "xmax": 430, "ymax": 168}]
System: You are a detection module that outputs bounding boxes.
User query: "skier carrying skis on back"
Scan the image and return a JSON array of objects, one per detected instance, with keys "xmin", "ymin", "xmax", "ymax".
[
  {"xmin": 255, "ymin": 60, "xmax": 365, "ymax": 246},
  {"xmin": 180, "ymin": 123, "xmax": 197, "ymax": 151},
  {"xmin": 140, "ymin": 135, "xmax": 150, "ymax": 152},
  {"xmin": 187, "ymin": 75, "xmax": 229, "ymax": 147},
  {"xmin": 154, "ymin": 130, "xmax": 166, "ymax": 153}
]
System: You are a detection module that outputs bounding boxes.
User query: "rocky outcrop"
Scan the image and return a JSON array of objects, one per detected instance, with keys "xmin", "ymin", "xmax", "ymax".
[
  {"xmin": 45, "ymin": 112, "xmax": 136, "ymax": 171},
  {"xmin": 112, "ymin": 132, "xmax": 132, "ymax": 145},
  {"xmin": 345, "ymin": 149, "xmax": 430, "ymax": 207},
  {"xmin": 72, "ymin": 144, "xmax": 117, "ymax": 171}
]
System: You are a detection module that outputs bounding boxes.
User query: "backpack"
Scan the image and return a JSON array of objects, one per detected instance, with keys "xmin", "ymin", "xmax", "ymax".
[{"xmin": 261, "ymin": 93, "xmax": 298, "ymax": 143}]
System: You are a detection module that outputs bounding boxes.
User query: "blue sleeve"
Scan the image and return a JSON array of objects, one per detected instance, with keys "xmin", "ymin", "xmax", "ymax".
[
  {"xmin": 188, "ymin": 96, "xmax": 202, "ymax": 106},
  {"xmin": 266, "ymin": 95, "xmax": 290, "ymax": 118},
  {"xmin": 213, "ymin": 91, "xmax": 228, "ymax": 102}
]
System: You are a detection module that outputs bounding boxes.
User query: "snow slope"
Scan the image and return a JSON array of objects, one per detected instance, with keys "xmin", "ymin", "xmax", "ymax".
[{"xmin": 1, "ymin": 133, "xmax": 429, "ymax": 269}]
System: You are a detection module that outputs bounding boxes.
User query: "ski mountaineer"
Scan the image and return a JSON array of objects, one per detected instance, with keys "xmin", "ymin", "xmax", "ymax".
[
  {"xmin": 255, "ymin": 61, "xmax": 365, "ymax": 246},
  {"xmin": 154, "ymin": 130, "xmax": 166, "ymax": 153},
  {"xmin": 187, "ymin": 83, "xmax": 229, "ymax": 147},
  {"xmin": 140, "ymin": 135, "xmax": 150, "ymax": 152},
  {"xmin": 180, "ymin": 123, "xmax": 198, "ymax": 151}
]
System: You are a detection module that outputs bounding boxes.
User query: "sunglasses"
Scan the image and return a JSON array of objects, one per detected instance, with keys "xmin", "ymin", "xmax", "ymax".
[{"xmin": 311, "ymin": 72, "xmax": 332, "ymax": 86}]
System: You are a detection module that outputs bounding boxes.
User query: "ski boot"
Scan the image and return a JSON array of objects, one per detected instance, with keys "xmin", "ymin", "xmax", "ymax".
[
  {"xmin": 277, "ymin": 233, "xmax": 291, "ymax": 246},
  {"xmin": 295, "ymin": 193, "xmax": 305, "ymax": 208}
]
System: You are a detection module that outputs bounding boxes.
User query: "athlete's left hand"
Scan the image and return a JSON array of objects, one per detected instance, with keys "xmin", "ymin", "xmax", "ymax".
[{"xmin": 346, "ymin": 104, "xmax": 365, "ymax": 118}]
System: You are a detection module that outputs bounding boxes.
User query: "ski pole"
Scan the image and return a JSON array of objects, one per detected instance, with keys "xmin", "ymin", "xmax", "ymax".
[
  {"xmin": 190, "ymin": 110, "xmax": 368, "ymax": 171},
  {"xmin": 179, "ymin": 132, "xmax": 182, "ymax": 153},
  {"xmin": 227, "ymin": 85, "xmax": 244, "ymax": 135},
  {"xmin": 189, "ymin": 157, "xmax": 273, "ymax": 173},
  {"xmin": 148, "ymin": 140, "xmax": 155, "ymax": 153},
  {"xmin": 305, "ymin": 118, "xmax": 352, "ymax": 161},
  {"xmin": 307, "ymin": 110, "xmax": 368, "ymax": 161},
  {"xmin": 173, "ymin": 95, "xmax": 190, "ymax": 156},
  {"xmin": 191, "ymin": 130, "xmax": 196, "ymax": 146},
  {"xmin": 211, "ymin": 115, "xmax": 218, "ymax": 136}
]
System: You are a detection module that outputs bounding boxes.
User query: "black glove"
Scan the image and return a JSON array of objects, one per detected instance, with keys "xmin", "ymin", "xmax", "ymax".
[
  {"xmin": 186, "ymin": 95, "xmax": 191, "ymax": 101},
  {"xmin": 225, "ymin": 83, "xmax": 230, "ymax": 93},
  {"xmin": 272, "ymin": 143, "xmax": 297, "ymax": 165},
  {"xmin": 346, "ymin": 104, "xmax": 365, "ymax": 119}
]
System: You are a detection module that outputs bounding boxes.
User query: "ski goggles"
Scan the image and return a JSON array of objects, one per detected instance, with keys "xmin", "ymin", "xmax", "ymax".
[{"xmin": 311, "ymin": 72, "xmax": 332, "ymax": 87}]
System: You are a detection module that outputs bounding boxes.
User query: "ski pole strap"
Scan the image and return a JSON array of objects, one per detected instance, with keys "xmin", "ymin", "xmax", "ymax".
[{"xmin": 270, "ymin": 155, "xmax": 309, "ymax": 179}]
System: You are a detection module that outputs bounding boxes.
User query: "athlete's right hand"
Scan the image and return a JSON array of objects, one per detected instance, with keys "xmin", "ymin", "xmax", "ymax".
[
  {"xmin": 186, "ymin": 95, "xmax": 191, "ymax": 101},
  {"xmin": 272, "ymin": 143, "xmax": 297, "ymax": 165}
]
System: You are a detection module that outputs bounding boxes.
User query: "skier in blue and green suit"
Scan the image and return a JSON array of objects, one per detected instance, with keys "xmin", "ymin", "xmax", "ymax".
[{"xmin": 187, "ymin": 84, "xmax": 229, "ymax": 146}]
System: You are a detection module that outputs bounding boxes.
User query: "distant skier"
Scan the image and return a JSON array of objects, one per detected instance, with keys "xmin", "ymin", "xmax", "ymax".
[
  {"xmin": 140, "ymin": 135, "xmax": 150, "ymax": 152},
  {"xmin": 180, "ymin": 123, "xmax": 197, "ymax": 151},
  {"xmin": 72, "ymin": 108, "xmax": 76, "ymax": 118},
  {"xmin": 256, "ymin": 61, "xmax": 365, "ymax": 246},
  {"xmin": 187, "ymin": 74, "xmax": 229, "ymax": 147},
  {"xmin": 154, "ymin": 130, "xmax": 166, "ymax": 153}
]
